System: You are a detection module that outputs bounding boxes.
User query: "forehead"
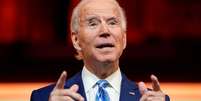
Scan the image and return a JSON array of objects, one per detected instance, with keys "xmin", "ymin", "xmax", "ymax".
[{"xmin": 80, "ymin": 0, "xmax": 120, "ymax": 18}]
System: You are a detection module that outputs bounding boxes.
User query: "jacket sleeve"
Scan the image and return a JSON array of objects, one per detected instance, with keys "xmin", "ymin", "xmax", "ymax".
[
  {"xmin": 30, "ymin": 90, "xmax": 43, "ymax": 101},
  {"xmin": 165, "ymin": 95, "xmax": 170, "ymax": 101},
  {"xmin": 30, "ymin": 84, "xmax": 55, "ymax": 101}
]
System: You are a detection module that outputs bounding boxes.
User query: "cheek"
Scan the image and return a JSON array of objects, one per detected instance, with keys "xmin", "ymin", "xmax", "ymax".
[
  {"xmin": 118, "ymin": 36, "xmax": 125, "ymax": 48},
  {"xmin": 78, "ymin": 29, "xmax": 97, "ymax": 47},
  {"xmin": 111, "ymin": 28, "xmax": 125, "ymax": 44}
]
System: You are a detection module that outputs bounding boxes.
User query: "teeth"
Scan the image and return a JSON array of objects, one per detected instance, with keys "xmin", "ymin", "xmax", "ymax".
[{"xmin": 96, "ymin": 43, "xmax": 114, "ymax": 48}]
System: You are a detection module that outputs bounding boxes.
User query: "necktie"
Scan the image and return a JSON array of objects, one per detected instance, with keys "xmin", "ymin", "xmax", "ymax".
[{"xmin": 96, "ymin": 80, "xmax": 110, "ymax": 101}]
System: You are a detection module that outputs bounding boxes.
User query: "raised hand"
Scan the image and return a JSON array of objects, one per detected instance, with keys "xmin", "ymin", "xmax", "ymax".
[
  {"xmin": 49, "ymin": 71, "xmax": 84, "ymax": 101},
  {"xmin": 138, "ymin": 75, "xmax": 165, "ymax": 101}
]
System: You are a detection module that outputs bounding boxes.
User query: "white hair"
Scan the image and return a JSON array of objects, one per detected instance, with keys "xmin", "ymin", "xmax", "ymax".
[{"xmin": 70, "ymin": 0, "xmax": 127, "ymax": 33}]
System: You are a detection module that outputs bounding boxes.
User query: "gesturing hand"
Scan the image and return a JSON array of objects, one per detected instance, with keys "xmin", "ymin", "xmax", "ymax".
[
  {"xmin": 49, "ymin": 71, "xmax": 84, "ymax": 101},
  {"xmin": 138, "ymin": 75, "xmax": 165, "ymax": 101}
]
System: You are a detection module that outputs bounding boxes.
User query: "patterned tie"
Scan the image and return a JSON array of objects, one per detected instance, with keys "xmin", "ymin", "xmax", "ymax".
[{"xmin": 96, "ymin": 80, "xmax": 110, "ymax": 101}]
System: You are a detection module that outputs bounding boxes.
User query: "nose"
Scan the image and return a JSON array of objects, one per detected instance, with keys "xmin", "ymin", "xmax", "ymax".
[
  {"xmin": 99, "ymin": 32, "xmax": 110, "ymax": 38},
  {"xmin": 99, "ymin": 22, "xmax": 110, "ymax": 38}
]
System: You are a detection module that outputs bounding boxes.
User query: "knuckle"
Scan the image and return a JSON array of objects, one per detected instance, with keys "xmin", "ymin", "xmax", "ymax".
[
  {"xmin": 48, "ymin": 95, "xmax": 57, "ymax": 101},
  {"xmin": 50, "ymin": 90, "xmax": 58, "ymax": 96},
  {"xmin": 160, "ymin": 97, "xmax": 165, "ymax": 101},
  {"xmin": 157, "ymin": 91, "xmax": 165, "ymax": 97},
  {"xmin": 144, "ymin": 91, "xmax": 152, "ymax": 96},
  {"xmin": 147, "ymin": 97, "xmax": 152, "ymax": 101},
  {"xmin": 66, "ymin": 96, "xmax": 72, "ymax": 100}
]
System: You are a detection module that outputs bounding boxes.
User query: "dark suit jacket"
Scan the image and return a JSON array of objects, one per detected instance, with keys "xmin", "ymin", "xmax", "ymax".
[{"xmin": 31, "ymin": 71, "xmax": 170, "ymax": 101}]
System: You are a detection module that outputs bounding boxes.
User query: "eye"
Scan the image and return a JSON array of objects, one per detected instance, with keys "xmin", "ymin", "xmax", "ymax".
[
  {"xmin": 107, "ymin": 19, "xmax": 119, "ymax": 26},
  {"xmin": 86, "ymin": 18, "xmax": 100, "ymax": 28},
  {"xmin": 88, "ymin": 21, "xmax": 98, "ymax": 27},
  {"xmin": 108, "ymin": 20, "xmax": 117, "ymax": 25}
]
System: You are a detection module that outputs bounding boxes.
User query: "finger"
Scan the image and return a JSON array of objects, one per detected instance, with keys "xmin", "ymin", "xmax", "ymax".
[
  {"xmin": 138, "ymin": 81, "xmax": 148, "ymax": 95},
  {"xmin": 53, "ymin": 89, "xmax": 84, "ymax": 101},
  {"xmin": 50, "ymin": 96, "xmax": 75, "ymax": 101},
  {"xmin": 141, "ymin": 96, "xmax": 165, "ymax": 101},
  {"xmin": 149, "ymin": 97, "xmax": 165, "ymax": 101},
  {"xmin": 54, "ymin": 71, "xmax": 67, "ymax": 89},
  {"xmin": 139, "ymin": 94, "xmax": 147, "ymax": 101},
  {"xmin": 65, "ymin": 89, "xmax": 84, "ymax": 101},
  {"xmin": 139, "ymin": 91, "xmax": 151, "ymax": 101},
  {"xmin": 139, "ymin": 91, "xmax": 157, "ymax": 101},
  {"xmin": 59, "ymin": 96, "xmax": 75, "ymax": 101},
  {"xmin": 62, "ymin": 89, "xmax": 84, "ymax": 101},
  {"xmin": 70, "ymin": 84, "xmax": 79, "ymax": 92},
  {"xmin": 140, "ymin": 90, "xmax": 165, "ymax": 101},
  {"xmin": 151, "ymin": 74, "xmax": 161, "ymax": 91}
]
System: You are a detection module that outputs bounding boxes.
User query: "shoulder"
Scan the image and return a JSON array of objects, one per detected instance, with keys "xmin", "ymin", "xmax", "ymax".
[
  {"xmin": 121, "ymin": 73, "xmax": 139, "ymax": 90},
  {"xmin": 120, "ymin": 73, "xmax": 141, "ymax": 100},
  {"xmin": 30, "ymin": 71, "xmax": 82, "ymax": 101},
  {"xmin": 120, "ymin": 74, "xmax": 170, "ymax": 101},
  {"xmin": 30, "ymin": 83, "xmax": 55, "ymax": 101}
]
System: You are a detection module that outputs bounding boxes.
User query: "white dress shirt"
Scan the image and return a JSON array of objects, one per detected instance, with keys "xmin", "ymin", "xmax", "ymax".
[{"xmin": 82, "ymin": 66, "xmax": 122, "ymax": 101}]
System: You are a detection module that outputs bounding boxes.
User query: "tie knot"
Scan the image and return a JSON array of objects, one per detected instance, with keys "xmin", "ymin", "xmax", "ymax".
[{"xmin": 96, "ymin": 80, "xmax": 109, "ymax": 88}]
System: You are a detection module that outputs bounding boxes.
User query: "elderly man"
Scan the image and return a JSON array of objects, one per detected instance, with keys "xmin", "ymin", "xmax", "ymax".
[{"xmin": 31, "ymin": 0, "xmax": 170, "ymax": 101}]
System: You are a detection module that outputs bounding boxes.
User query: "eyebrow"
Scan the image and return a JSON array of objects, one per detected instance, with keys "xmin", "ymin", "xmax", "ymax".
[
  {"xmin": 106, "ymin": 17, "xmax": 119, "ymax": 22},
  {"xmin": 83, "ymin": 16, "xmax": 119, "ymax": 23},
  {"xmin": 85, "ymin": 16, "xmax": 100, "ymax": 22}
]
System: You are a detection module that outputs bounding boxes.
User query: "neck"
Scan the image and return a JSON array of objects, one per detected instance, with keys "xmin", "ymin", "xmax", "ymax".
[{"xmin": 84, "ymin": 61, "xmax": 119, "ymax": 79}]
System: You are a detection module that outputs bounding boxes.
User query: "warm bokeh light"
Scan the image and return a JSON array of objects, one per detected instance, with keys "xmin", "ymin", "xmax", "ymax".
[
  {"xmin": 0, "ymin": 83, "xmax": 49, "ymax": 101},
  {"xmin": 147, "ymin": 83, "xmax": 201, "ymax": 101},
  {"xmin": 0, "ymin": 82, "xmax": 200, "ymax": 101},
  {"xmin": 0, "ymin": 1, "xmax": 201, "ymax": 101}
]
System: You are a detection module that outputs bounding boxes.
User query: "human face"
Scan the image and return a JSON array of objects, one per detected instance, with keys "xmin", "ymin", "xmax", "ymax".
[{"xmin": 72, "ymin": 0, "xmax": 126, "ymax": 65}]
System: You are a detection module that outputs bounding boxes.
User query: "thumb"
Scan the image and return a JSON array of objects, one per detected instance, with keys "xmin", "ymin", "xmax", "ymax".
[
  {"xmin": 138, "ymin": 81, "xmax": 148, "ymax": 95},
  {"xmin": 151, "ymin": 74, "xmax": 161, "ymax": 91},
  {"xmin": 54, "ymin": 71, "xmax": 67, "ymax": 89}
]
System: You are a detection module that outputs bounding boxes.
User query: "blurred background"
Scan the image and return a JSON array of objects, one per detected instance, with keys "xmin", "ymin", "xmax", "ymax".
[{"xmin": 0, "ymin": 0, "xmax": 201, "ymax": 101}]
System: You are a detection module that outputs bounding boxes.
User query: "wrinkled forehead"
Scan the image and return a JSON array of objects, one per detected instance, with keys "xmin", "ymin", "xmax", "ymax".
[{"xmin": 79, "ymin": 0, "xmax": 120, "ymax": 19}]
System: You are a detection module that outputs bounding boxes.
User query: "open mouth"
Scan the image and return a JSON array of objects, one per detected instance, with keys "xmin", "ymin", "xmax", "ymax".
[{"xmin": 96, "ymin": 43, "xmax": 115, "ymax": 49}]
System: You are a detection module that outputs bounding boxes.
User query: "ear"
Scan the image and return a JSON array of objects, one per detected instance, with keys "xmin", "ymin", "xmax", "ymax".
[
  {"xmin": 71, "ymin": 32, "xmax": 82, "ymax": 51},
  {"xmin": 123, "ymin": 32, "xmax": 127, "ymax": 49}
]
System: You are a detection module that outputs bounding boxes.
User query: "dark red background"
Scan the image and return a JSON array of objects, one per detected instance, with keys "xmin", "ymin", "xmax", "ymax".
[{"xmin": 0, "ymin": 0, "xmax": 201, "ymax": 82}]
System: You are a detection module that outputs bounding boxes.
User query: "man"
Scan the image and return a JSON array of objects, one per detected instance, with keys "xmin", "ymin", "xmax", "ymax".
[{"xmin": 31, "ymin": 0, "xmax": 170, "ymax": 101}]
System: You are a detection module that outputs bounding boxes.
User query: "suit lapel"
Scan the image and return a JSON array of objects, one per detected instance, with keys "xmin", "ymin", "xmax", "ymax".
[
  {"xmin": 76, "ymin": 72, "xmax": 87, "ymax": 101},
  {"xmin": 64, "ymin": 71, "xmax": 141, "ymax": 101},
  {"xmin": 119, "ymin": 73, "xmax": 141, "ymax": 101},
  {"xmin": 64, "ymin": 71, "xmax": 87, "ymax": 101}
]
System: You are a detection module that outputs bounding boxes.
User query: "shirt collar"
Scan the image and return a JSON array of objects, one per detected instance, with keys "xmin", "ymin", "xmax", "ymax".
[
  {"xmin": 82, "ymin": 66, "xmax": 99, "ymax": 93},
  {"xmin": 105, "ymin": 68, "xmax": 122, "ymax": 94},
  {"xmin": 82, "ymin": 66, "xmax": 122, "ymax": 94}
]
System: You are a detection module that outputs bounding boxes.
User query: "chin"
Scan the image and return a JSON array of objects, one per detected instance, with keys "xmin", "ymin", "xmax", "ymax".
[{"xmin": 95, "ymin": 55, "xmax": 118, "ymax": 63}]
